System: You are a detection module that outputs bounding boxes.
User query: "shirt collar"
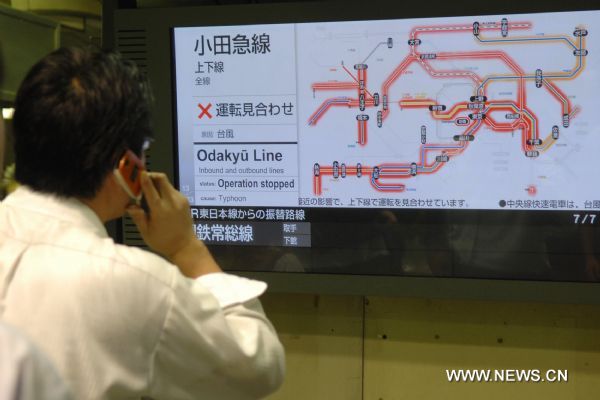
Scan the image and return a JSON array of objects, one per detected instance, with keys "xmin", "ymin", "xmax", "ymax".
[{"xmin": 3, "ymin": 186, "xmax": 109, "ymax": 238}]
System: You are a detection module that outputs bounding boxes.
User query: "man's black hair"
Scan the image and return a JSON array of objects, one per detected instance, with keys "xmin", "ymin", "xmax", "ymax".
[{"xmin": 13, "ymin": 47, "xmax": 152, "ymax": 198}]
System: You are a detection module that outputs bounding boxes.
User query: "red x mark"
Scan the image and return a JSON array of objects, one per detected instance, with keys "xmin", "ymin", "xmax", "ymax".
[{"xmin": 198, "ymin": 103, "xmax": 213, "ymax": 119}]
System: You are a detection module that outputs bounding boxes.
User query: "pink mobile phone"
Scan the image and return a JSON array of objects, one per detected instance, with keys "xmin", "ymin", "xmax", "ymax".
[{"xmin": 114, "ymin": 149, "xmax": 145, "ymax": 203}]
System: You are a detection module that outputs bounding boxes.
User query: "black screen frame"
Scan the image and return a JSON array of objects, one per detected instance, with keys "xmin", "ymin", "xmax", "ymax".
[{"xmin": 114, "ymin": 0, "xmax": 600, "ymax": 303}]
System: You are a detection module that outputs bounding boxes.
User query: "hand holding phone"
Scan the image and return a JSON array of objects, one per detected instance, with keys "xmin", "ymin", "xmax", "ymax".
[{"xmin": 126, "ymin": 171, "xmax": 221, "ymax": 277}]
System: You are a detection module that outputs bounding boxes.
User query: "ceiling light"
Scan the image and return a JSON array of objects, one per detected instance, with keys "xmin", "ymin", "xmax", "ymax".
[{"xmin": 2, "ymin": 108, "xmax": 15, "ymax": 120}]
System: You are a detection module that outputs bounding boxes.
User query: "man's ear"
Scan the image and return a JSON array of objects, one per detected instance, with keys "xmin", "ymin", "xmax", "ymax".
[
  {"xmin": 106, "ymin": 171, "xmax": 134, "ymax": 218},
  {"xmin": 107, "ymin": 170, "xmax": 129, "ymax": 199}
]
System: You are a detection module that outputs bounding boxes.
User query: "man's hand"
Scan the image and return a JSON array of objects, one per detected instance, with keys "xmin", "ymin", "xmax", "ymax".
[{"xmin": 127, "ymin": 171, "xmax": 221, "ymax": 277}]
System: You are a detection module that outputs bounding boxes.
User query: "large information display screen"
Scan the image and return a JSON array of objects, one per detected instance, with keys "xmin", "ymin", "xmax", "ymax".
[{"xmin": 172, "ymin": 9, "xmax": 600, "ymax": 281}]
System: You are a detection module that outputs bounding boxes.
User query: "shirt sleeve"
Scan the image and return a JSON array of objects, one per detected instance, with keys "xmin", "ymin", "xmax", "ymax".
[
  {"xmin": 148, "ymin": 272, "xmax": 285, "ymax": 400},
  {"xmin": 196, "ymin": 272, "xmax": 267, "ymax": 308}
]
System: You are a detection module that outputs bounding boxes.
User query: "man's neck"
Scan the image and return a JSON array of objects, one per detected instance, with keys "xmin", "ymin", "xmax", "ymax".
[
  {"xmin": 78, "ymin": 177, "xmax": 129, "ymax": 223},
  {"xmin": 79, "ymin": 196, "xmax": 113, "ymax": 224}
]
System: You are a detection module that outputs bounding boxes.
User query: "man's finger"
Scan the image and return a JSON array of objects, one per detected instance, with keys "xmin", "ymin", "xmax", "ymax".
[
  {"xmin": 147, "ymin": 172, "xmax": 178, "ymax": 200},
  {"xmin": 140, "ymin": 171, "xmax": 160, "ymax": 205},
  {"xmin": 127, "ymin": 205, "xmax": 148, "ymax": 235}
]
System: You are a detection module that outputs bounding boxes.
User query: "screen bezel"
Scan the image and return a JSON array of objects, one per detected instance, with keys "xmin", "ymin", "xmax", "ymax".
[{"xmin": 115, "ymin": 0, "xmax": 600, "ymax": 303}]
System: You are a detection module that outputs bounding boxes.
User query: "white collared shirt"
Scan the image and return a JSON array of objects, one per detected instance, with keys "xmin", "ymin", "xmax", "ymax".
[{"xmin": 0, "ymin": 187, "xmax": 285, "ymax": 400}]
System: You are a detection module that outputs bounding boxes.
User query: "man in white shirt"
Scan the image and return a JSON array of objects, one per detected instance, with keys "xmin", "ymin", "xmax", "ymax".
[{"xmin": 0, "ymin": 47, "xmax": 285, "ymax": 399}]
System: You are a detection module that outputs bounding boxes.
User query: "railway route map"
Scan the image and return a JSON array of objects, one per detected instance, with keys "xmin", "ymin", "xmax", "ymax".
[{"xmin": 297, "ymin": 11, "xmax": 600, "ymax": 210}]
